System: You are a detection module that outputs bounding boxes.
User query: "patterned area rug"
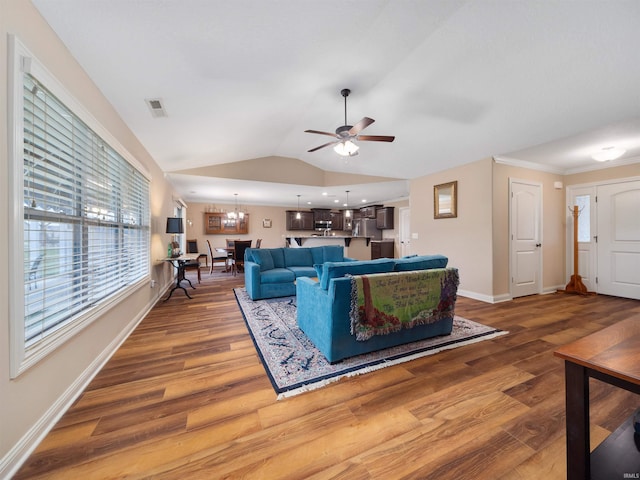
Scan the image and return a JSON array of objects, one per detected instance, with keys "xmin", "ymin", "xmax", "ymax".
[{"xmin": 234, "ymin": 288, "xmax": 507, "ymax": 399}]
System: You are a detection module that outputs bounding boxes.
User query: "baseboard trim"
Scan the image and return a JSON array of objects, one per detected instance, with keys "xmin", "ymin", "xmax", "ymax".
[
  {"xmin": 0, "ymin": 292, "xmax": 164, "ymax": 479},
  {"xmin": 459, "ymin": 285, "xmax": 563, "ymax": 304},
  {"xmin": 458, "ymin": 289, "xmax": 512, "ymax": 304}
]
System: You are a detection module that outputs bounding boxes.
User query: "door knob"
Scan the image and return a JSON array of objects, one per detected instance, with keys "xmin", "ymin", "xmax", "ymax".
[{"xmin": 535, "ymin": 243, "xmax": 541, "ymax": 247}]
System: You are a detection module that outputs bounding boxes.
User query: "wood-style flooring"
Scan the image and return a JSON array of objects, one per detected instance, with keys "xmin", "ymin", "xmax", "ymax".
[{"xmin": 15, "ymin": 268, "xmax": 640, "ymax": 479}]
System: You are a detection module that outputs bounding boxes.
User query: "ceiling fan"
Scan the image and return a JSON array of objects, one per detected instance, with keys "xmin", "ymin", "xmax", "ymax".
[{"xmin": 305, "ymin": 89, "xmax": 395, "ymax": 157}]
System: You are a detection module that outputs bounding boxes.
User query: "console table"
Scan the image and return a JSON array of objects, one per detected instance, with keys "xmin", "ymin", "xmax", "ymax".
[
  {"xmin": 162, "ymin": 253, "xmax": 199, "ymax": 301},
  {"xmin": 554, "ymin": 317, "xmax": 640, "ymax": 480}
]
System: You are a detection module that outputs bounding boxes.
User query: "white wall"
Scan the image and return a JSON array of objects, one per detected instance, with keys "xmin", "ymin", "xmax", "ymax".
[{"xmin": 0, "ymin": 2, "xmax": 181, "ymax": 476}]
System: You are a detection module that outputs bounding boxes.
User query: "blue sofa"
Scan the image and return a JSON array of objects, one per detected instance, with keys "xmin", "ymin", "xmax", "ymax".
[
  {"xmin": 243, "ymin": 245, "xmax": 353, "ymax": 300},
  {"xmin": 296, "ymin": 255, "xmax": 458, "ymax": 362}
]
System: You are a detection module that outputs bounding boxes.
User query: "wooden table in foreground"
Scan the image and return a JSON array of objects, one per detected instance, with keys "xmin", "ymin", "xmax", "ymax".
[{"xmin": 554, "ymin": 317, "xmax": 640, "ymax": 480}]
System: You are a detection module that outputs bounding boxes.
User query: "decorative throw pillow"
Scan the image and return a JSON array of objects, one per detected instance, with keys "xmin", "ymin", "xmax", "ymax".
[
  {"xmin": 251, "ymin": 249, "xmax": 274, "ymax": 271},
  {"xmin": 320, "ymin": 258, "xmax": 396, "ymax": 290},
  {"xmin": 322, "ymin": 245, "xmax": 344, "ymax": 262},
  {"xmin": 283, "ymin": 248, "xmax": 313, "ymax": 267},
  {"xmin": 270, "ymin": 248, "xmax": 285, "ymax": 268},
  {"xmin": 394, "ymin": 254, "xmax": 448, "ymax": 271}
]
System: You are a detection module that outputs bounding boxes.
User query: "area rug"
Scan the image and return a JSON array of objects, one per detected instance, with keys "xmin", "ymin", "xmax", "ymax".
[{"xmin": 234, "ymin": 288, "xmax": 508, "ymax": 399}]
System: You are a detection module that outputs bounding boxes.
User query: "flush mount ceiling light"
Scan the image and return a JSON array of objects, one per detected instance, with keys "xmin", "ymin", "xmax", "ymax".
[{"xmin": 592, "ymin": 146, "xmax": 626, "ymax": 162}]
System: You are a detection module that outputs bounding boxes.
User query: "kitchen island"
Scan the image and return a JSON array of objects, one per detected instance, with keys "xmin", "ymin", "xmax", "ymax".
[{"xmin": 285, "ymin": 235, "xmax": 376, "ymax": 261}]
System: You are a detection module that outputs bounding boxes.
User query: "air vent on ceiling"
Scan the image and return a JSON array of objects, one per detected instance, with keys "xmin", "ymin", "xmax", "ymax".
[{"xmin": 145, "ymin": 98, "xmax": 167, "ymax": 118}]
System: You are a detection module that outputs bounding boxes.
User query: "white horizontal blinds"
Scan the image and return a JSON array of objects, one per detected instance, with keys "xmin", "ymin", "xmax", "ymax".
[{"xmin": 22, "ymin": 74, "xmax": 150, "ymax": 346}]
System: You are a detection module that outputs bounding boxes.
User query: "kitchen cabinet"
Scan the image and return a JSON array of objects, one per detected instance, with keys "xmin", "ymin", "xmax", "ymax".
[
  {"xmin": 359, "ymin": 206, "xmax": 378, "ymax": 219},
  {"xmin": 286, "ymin": 210, "xmax": 314, "ymax": 230},
  {"xmin": 376, "ymin": 207, "xmax": 395, "ymax": 229},
  {"xmin": 311, "ymin": 209, "xmax": 332, "ymax": 221},
  {"xmin": 371, "ymin": 240, "xmax": 395, "ymax": 259},
  {"xmin": 204, "ymin": 212, "xmax": 249, "ymax": 235},
  {"xmin": 330, "ymin": 211, "xmax": 343, "ymax": 231}
]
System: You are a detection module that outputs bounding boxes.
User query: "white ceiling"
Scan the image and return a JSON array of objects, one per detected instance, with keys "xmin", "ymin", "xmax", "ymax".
[{"xmin": 32, "ymin": 0, "xmax": 640, "ymax": 209}]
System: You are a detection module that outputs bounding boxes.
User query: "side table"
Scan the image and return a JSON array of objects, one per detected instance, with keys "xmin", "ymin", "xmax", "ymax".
[{"xmin": 554, "ymin": 317, "xmax": 640, "ymax": 480}]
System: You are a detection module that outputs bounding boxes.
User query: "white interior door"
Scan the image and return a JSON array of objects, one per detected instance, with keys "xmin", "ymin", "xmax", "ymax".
[
  {"xmin": 510, "ymin": 180, "xmax": 542, "ymax": 298},
  {"xmin": 596, "ymin": 180, "xmax": 640, "ymax": 299},
  {"xmin": 399, "ymin": 207, "xmax": 411, "ymax": 257}
]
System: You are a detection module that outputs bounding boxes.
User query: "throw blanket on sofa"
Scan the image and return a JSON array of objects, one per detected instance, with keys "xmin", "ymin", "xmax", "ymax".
[{"xmin": 348, "ymin": 269, "xmax": 459, "ymax": 341}]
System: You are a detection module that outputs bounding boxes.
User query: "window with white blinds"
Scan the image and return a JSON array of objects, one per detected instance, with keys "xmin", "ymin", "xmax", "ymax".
[{"xmin": 21, "ymin": 73, "xmax": 150, "ymax": 348}]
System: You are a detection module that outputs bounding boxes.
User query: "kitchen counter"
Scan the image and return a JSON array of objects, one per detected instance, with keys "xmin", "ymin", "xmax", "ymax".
[{"xmin": 286, "ymin": 235, "xmax": 377, "ymax": 248}]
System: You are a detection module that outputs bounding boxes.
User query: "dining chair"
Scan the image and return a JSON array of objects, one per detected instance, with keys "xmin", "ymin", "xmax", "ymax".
[
  {"xmin": 230, "ymin": 240, "xmax": 252, "ymax": 276},
  {"xmin": 186, "ymin": 239, "xmax": 208, "ymax": 268},
  {"xmin": 183, "ymin": 244, "xmax": 201, "ymax": 283},
  {"xmin": 207, "ymin": 239, "xmax": 229, "ymax": 274}
]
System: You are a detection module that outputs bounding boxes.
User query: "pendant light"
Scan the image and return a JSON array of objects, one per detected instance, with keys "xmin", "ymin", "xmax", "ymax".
[
  {"xmin": 296, "ymin": 195, "xmax": 301, "ymax": 220},
  {"xmin": 344, "ymin": 190, "xmax": 351, "ymax": 218}
]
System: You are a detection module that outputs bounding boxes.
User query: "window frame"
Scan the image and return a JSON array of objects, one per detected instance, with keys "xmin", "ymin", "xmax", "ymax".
[{"xmin": 8, "ymin": 36, "xmax": 152, "ymax": 378}]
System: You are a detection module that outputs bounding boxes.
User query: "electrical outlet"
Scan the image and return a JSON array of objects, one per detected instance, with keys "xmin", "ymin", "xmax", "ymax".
[
  {"xmin": 150, "ymin": 280, "xmax": 156, "ymax": 288},
  {"xmin": 411, "ymin": 233, "xmax": 419, "ymax": 239}
]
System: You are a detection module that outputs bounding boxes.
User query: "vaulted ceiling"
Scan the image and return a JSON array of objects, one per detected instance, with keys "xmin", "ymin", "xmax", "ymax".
[{"xmin": 32, "ymin": 0, "xmax": 640, "ymax": 208}]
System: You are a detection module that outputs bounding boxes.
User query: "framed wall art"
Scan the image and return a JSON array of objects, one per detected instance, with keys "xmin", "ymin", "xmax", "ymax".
[{"xmin": 434, "ymin": 181, "xmax": 457, "ymax": 219}]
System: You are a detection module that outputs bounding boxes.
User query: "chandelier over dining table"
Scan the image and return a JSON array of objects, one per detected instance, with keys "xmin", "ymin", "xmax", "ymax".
[{"xmin": 225, "ymin": 193, "xmax": 245, "ymax": 224}]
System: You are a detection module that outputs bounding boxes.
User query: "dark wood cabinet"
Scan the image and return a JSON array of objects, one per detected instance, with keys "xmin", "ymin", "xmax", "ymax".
[
  {"xmin": 286, "ymin": 210, "xmax": 314, "ymax": 230},
  {"xmin": 312, "ymin": 209, "xmax": 332, "ymax": 221},
  {"xmin": 371, "ymin": 240, "xmax": 395, "ymax": 259},
  {"xmin": 204, "ymin": 212, "xmax": 249, "ymax": 235},
  {"xmin": 359, "ymin": 206, "xmax": 377, "ymax": 219},
  {"xmin": 376, "ymin": 207, "xmax": 395, "ymax": 229},
  {"xmin": 330, "ymin": 211, "xmax": 343, "ymax": 231}
]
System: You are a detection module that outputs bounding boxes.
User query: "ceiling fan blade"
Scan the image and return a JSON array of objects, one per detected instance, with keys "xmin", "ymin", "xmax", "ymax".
[
  {"xmin": 348, "ymin": 117, "xmax": 375, "ymax": 135},
  {"xmin": 357, "ymin": 135, "xmax": 395, "ymax": 142},
  {"xmin": 304, "ymin": 129, "xmax": 338, "ymax": 138},
  {"xmin": 308, "ymin": 141, "xmax": 338, "ymax": 152}
]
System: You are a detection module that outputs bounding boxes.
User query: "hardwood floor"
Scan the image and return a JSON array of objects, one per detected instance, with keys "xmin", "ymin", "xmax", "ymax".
[{"xmin": 15, "ymin": 270, "xmax": 640, "ymax": 479}]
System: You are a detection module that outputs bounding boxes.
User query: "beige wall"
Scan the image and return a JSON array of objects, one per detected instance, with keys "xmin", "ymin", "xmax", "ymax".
[
  {"xmin": 410, "ymin": 158, "xmax": 494, "ymax": 299},
  {"xmin": 491, "ymin": 162, "xmax": 566, "ymax": 298},
  {"xmin": 408, "ymin": 157, "xmax": 638, "ymax": 302},
  {"xmin": 565, "ymin": 162, "xmax": 640, "ymax": 186},
  {"xmin": 185, "ymin": 202, "xmax": 291, "ymax": 252},
  {"xmin": 1, "ymin": 1, "xmax": 181, "ymax": 475}
]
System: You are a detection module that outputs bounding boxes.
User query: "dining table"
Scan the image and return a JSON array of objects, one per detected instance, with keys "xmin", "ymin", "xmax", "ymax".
[{"xmin": 215, "ymin": 247, "xmax": 234, "ymax": 272}]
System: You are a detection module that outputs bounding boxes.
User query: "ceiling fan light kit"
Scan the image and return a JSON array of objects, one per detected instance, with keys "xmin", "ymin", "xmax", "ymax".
[
  {"xmin": 305, "ymin": 88, "xmax": 395, "ymax": 156},
  {"xmin": 334, "ymin": 140, "xmax": 359, "ymax": 156}
]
